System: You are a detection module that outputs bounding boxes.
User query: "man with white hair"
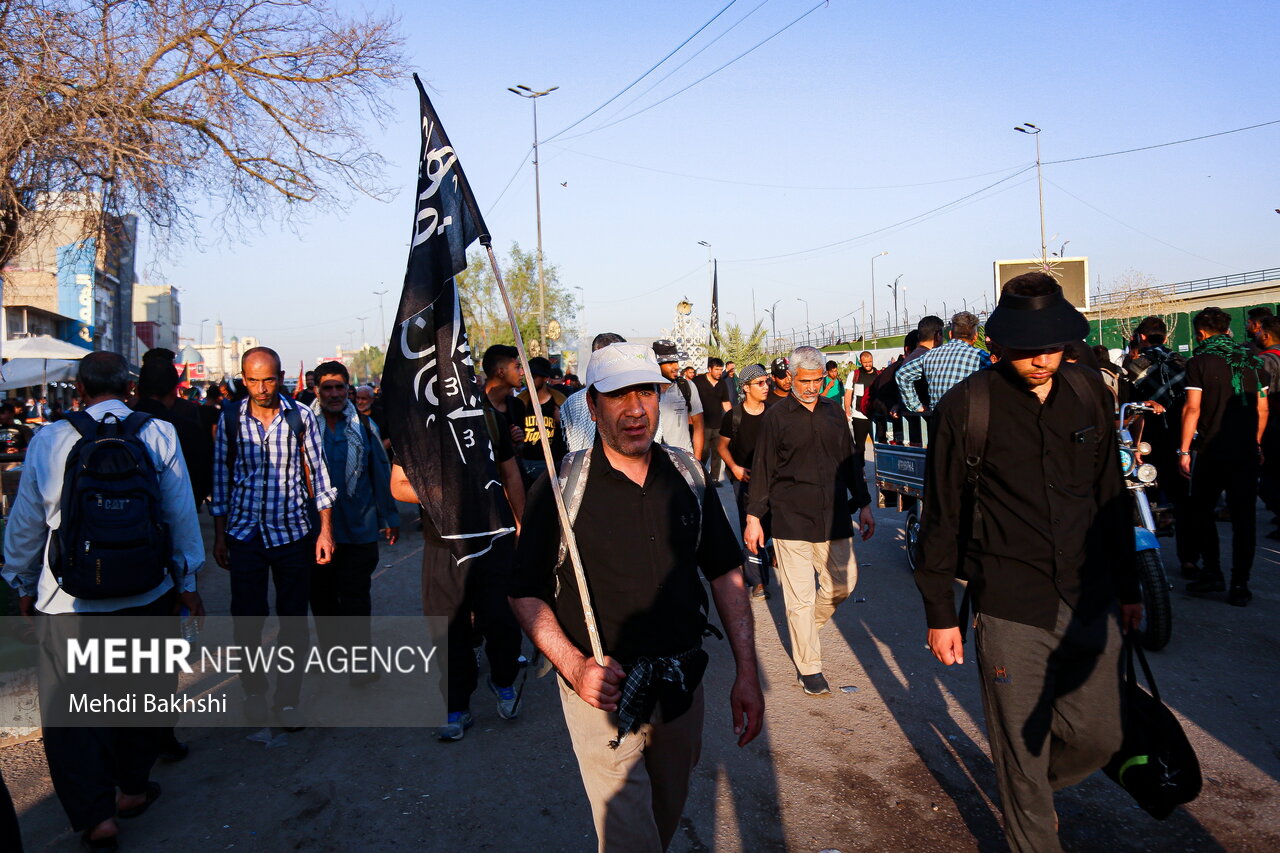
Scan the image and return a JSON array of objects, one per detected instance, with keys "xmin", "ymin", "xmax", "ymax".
[{"xmin": 745, "ymin": 346, "xmax": 876, "ymax": 696}]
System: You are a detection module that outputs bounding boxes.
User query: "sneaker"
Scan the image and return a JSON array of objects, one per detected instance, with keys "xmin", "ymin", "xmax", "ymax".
[
  {"xmin": 1186, "ymin": 572, "xmax": 1226, "ymax": 595},
  {"xmin": 1228, "ymin": 585, "xmax": 1253, "ymax": 607},
  {"xmin": 798, "ymin": 672, "xmax": 831, "ymax": 696},
  {"xmin": 489, "ymin": 677, "xmax": 520, "ymax": 720},
  {"xmin": 277, "ymin": 705, "xmax": 305, "ymax": 732},
  {"xmin": 243, "ymin": 693, "xmax": 268, "ymax": 726},
  {"xmin": 436, "ymin": 710, "xmax": 474, "ymax": 742}
]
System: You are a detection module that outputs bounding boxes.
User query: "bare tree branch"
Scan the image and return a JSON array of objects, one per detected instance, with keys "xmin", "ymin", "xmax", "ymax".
[{"xmin": 0, "ymin": 0, "xmax": 406, "ymax": 267}]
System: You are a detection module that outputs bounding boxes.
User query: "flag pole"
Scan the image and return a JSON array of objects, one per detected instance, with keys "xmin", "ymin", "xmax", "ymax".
[{"xmin": 482, "ymin": 242, "xmax": 606, "ymax": 667}]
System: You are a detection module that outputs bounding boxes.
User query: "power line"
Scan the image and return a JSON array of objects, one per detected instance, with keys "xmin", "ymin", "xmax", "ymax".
[
  {"xmin": 1044, "ymin": 118, "xmax": 1280, "ymax": 165},
  {"xmin": 1044, "ymin": 177, "xmax": 1230, "ymax": 269},
  {"xmin": 557, "ymin": 0, "xmax": 828, "ymax": 143},
  {"xmin": 552, "ymin": 144, "xmax": 1031, "ymax": 191},
  {"xmin": 589, "ymin": 262, "xmax": 706, "ymax": 305},
  {"xmin": 484, "ymin": 144, "xmax": 533, "ymax": 216},
  {"xmin": 542, "ymin": 0, "xmax": 742, "ymax": 144},
  {"xmin": 726, "ymin": 165, "xmax": 1035, "ymax": 263},
  {"xmin": 598, "ymin": 0, "xmax": 774, "ymax": 124}
]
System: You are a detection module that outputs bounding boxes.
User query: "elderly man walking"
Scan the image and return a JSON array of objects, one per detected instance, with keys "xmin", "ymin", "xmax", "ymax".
[
  {"xmin": 510, "ymin": 342, "xmax": 763, "ymax": 852},
  {"xmin": 745, "ymin": 346, "xmax": 876, "ymax": 696}
]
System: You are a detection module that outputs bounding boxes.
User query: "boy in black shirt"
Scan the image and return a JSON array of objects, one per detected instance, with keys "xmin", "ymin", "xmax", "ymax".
[{"xmin": 717, "ymin": 363, "xmax": 772, "ymax": 599}]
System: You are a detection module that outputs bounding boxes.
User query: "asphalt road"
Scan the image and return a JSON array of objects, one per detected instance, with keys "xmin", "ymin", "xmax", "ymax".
[{"xmin": 3, "ymin": 470, "xmax": 1278, "ymax": 852}]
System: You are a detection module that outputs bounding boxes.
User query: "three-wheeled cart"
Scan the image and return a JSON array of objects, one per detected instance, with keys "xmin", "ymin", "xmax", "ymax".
[{"xmin": 872, "ymin": 439, "xmax": 927, "ymax": 570}]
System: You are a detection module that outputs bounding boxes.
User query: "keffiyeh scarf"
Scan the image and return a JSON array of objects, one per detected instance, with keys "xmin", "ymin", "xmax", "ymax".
[
  {"xmin": 311, "ymin": 398, "xmax": 365, "ymax": 495},
  {"xmin": 1193, "ymin": 334, "xmax": 1263, "ymax": 399}
]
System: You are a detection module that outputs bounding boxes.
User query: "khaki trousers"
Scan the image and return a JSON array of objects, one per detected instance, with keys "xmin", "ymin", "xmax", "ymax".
[
  {"xmin": 558, "ymin": 677, "xmax": 704, "ymax": 853},
  {"xmin": 773, "ymin": 537, "xmax": 857, "ymax": 675}
]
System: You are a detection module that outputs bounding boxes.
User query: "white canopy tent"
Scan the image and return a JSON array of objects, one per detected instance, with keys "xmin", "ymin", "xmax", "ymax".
[
  {"xmin": 3, "ymin": 335, "xmax": 93, "ymax": 360},
  {"xmin": 0, "ymin": 358, "xmax": 79, "ymax": 391}
]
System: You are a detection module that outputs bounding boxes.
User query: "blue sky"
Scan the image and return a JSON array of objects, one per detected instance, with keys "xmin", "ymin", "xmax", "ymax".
[{"xmin": 148, "ymin": 0, "xmax": 1280, "ymax": 369}]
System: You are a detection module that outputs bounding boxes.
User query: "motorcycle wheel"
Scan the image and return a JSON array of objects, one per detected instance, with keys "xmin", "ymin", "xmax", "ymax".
[
  {"xmin": 1136, "ymin": 548, "xmax": 1172, "ymax": 651},
  {"xmin": 905, "ymin": 510, "xmax": 921, "ymax": 572}
]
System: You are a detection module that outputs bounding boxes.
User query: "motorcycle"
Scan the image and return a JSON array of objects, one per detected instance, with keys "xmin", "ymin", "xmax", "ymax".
[{"xmin": 1118, "ymin": 402, "xmax": 1173, "ymax": 651}]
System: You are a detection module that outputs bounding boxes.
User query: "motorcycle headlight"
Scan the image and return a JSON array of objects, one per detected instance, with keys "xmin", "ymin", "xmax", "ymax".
[
  {"xmin": 1137, "ymin": 442, "xmax": 1152, "ymax": 455},
  {"xmin": 1118, "ymin": 448, "xmax": 1136, "ymax": 476},
  {"xmin": 1136, "ymin": 463, "xmax": 1158, "ymax": 484}
]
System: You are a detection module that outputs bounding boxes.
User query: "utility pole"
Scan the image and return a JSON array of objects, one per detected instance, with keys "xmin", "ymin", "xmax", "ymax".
[
  {"xmin": 1015, "ymin": 123, "xmax": 1047, "ymax": 264},
  {"xmin": 373, "ymin": 287, "xmax": 388, "ymax": 349},
  {"xmin": 510, "ymin": 84, "xmax": 558, "ymax": 357},
  {"xmin": 871, "ymin": 251, "xmax": 888, "ymax": 337}
]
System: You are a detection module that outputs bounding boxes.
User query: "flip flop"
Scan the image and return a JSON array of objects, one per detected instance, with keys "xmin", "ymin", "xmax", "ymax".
[{"xmin": 117, "ymin": 781, "xmax": 162, "ymax": 819}]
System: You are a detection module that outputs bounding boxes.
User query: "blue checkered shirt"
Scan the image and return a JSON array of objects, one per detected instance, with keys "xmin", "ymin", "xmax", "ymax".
[
  {"xmin": 211, "ymin": 396, "xmax": 336, "ymax": 547},
  {"xmin": 896, "ymin": 339, "xmax": 992, "ymax": 411}
]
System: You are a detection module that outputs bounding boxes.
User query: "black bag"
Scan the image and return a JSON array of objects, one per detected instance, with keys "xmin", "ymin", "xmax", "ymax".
[
  {"xmin": 1103, "ymin": 637, "xmax": 1202, "ymax": 819},
  {"xmin": 55, "ymin": 411, "xmax": 171, "ymax": 600}
]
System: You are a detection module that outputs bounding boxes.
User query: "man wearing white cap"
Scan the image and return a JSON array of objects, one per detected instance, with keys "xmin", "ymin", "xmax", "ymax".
[{"xmin": 510, "ymin": 342, "xmax": 763, "ymax": 853}]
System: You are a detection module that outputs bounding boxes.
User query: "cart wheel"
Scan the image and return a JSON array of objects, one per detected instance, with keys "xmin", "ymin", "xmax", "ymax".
[{"xmin": 905, "ymin": 510, "xmax": 921, "ymax": 572}]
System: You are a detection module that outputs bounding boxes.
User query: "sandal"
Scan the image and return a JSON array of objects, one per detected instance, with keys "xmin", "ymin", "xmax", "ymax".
[{"xmin": 117, "ymin": 781, "xmax": 162, "ymax": 819}]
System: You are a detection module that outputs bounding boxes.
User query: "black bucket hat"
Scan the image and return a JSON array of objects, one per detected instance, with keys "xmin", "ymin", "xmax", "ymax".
[{"xmin": 985, "ymin": 277, "xmax": 1090, "ymax": 350}]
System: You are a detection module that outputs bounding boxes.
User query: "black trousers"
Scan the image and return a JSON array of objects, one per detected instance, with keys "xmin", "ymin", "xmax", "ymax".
[
  {"xmin": 38, "ymin": 594, "xmax": 173, "ymax": 832},
  {"xmin": 310, "ymin": 540, "xmax": 379, "ymax": 651},
  {"xmin": 228, "ymin": 530, "xmax": 314, "ymax": 709},
  {"xmin": 850, "ymin": 417, "xmax": 872, "ymax": 468},
  {"xmin": 421, "ymin": 537, "xmax": 522, "ymax": 713},
  {"xmin": 701, "ymin": 427, "xmax": 723, "ymax": 482},
  {"xmin": 733, "ymin": 478, "xmax": 770, "ymax": 588},
  {"xmin": 1144, "ymin": 421, "xmax": 1198, "ymax": 566},
  {"xmin": 1191, "ymin": 455, "xmax": 1258, "ymax": 585},
  {"xmin": 0, "ymin": 769, "xmax": 20, "ymax": 852}
]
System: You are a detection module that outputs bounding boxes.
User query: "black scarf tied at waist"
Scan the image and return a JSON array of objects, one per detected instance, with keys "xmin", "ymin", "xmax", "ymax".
[{"xmin": 609, "ymin": 647, "xmax": 708, "ymax": 749}]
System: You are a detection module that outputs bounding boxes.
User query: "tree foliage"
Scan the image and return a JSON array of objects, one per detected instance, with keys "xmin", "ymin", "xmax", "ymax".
[
  {"xmin": 349, "ymin": 345, "xmax": 384, "ymax": 385},
  {"xmin": 0, "ymin": 0, "xmax": 405, "ymax": 268},
  {"xmin": 708, "ymin": 320, "xmax": 770, "ymax": 370},
  {"xmin": 456, "ymin": 242, "xmax": 578, "ymax": 357}
]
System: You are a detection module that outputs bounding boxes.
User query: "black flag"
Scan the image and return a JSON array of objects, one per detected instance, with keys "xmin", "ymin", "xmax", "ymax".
[
  {"xmin": 709, "ymin": 260, "xmax": 720, "ymax": 345},
  {"xmin": 383, "ymin": 76, "xmax": 513, "ymax": 574}
]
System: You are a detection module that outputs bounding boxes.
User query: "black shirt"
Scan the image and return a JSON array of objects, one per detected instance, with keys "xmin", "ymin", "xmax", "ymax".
[
  {"xmin": 746, "ymin": 395, "xmax": 871, "ymax": 542},
  {"xmin": 134, "ymin": 396, "xmax": 213, "ymax": 503},
  {"xmin": 719, "ymin": 403, "xmax": 766, "ymax": 469},
  {"xmin": 693, "ymin": 375, "xmax": 731, "ymax": 430},
  {"xmin": 914, "ymin": 363, "xmax": 1138, "ymax": 632},
  {"xmin": 517, "ymin": 388, "xmax": 568, "ymax": 464},
  {"xmin": 510, "ymin": 440, "xmax": 742, "ymax": 665},
  {"xmin": 1184, "ymin": 352, "xmax": 1267, "ymax": 462}
]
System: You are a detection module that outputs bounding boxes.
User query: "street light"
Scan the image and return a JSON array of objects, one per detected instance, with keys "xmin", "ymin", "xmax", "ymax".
[
  {"xmin": 510, "ymin": 84, "xmax": 559, "ymax": 358},
  {"xmin": 887, "ymin": 275, "xmax": 903, "ymax": 331},
  {"xmin": 1014, "ymin": 123, "xmax": 1047, "ymax": 263},
  {"xmin": 373, "ymin": 287, "xmax": 388, "ymax": 349},
  {"xmin": 796, "ymin": 297, "xmax": 810, "ymax": 344},
  {"xmin": 767, "ymin": 299, "xmax": 781, "ymax": 346},
  {"xmin": 870, "ymin": 251, "xmax": 888, "ymax": 337},
  {"xmin": 356, "ymin": 316, "xmax": 367, "ymax": 350},
  {"xmin": 198, "ymin": 318, "xmax": 209, "ymax": 347}
]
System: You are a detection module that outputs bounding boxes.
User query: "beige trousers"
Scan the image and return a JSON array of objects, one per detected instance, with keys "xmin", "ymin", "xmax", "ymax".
[
  {"xmin": 558, "ymin": 676, "xmax": 704, "ymax": 853},
  {"xmin": 773, "ymin": 537, "xmax": 858, "ymax": 675}
]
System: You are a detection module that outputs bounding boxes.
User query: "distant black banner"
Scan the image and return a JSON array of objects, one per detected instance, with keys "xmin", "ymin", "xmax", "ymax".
[{"xmin": 382, "ymin": 75, "xmax": 514, "ymax": 570}]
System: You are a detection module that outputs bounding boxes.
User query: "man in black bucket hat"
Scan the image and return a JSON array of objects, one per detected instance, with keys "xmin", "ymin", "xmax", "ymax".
[{"xmin": 914, "ymin": 271, "xmax": 1144, "ymax": 852}]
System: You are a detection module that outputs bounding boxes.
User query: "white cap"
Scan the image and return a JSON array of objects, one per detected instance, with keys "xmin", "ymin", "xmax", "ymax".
[{"xmin": 584, "ymin": 343, "xmax": 667, "ymax": 393}]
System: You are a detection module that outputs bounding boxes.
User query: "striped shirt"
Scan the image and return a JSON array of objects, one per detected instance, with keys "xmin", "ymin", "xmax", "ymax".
[
  {"xmin": 896, "ymin": 338, "xmax": 992, "ymax": 412},
  {"xmin": 211, "ymin": 395, "xmax": 336, "ymax": 547}
]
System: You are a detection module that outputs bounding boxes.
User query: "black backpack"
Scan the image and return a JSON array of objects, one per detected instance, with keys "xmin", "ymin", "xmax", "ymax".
[{"xmin": 55, "ymin": 411, "xmax": 172, "ymax": 600}]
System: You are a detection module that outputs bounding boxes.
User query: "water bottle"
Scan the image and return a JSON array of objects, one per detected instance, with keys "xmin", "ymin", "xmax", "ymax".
[{"xmin": 179, "ymin": 605, "xmax": 200, "ymax": 646}]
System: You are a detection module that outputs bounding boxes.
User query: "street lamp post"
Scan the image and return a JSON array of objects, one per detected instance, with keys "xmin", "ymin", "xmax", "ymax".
[
  {"xmin": 697, "ymin": 240, "xmax": 714, "ymax": 344},
  {"xmin": 1014, "ymin": 123, "xmax": 1047, "ymax": 263},
  {"xmin": 887, "ymin": 274, "xmax": 903, "ymax": 332},
  {"xmin": 796, "ymin": 298, "xmax": 810, "ymax": 345},
  {"xmin": 373, "ymin": 287, "xmax": 388, "ymax": 349},
  {"xmin": 870, "ymin": 251, "xmax": 888, "ymax": 338},
  {"xmin": 356, "ymin": 316, "xmax": 367, "ymax": 350},
  {"xmin": 510, "ymin": 84, "xmax": 559, "ymax": 359},
  {"xmin": 768, "ymin": 299, "xmax": 781, "ymax": 348},
  {"xmin": 198, "ymin": 318, "xmax": 209, "ymax": 347}
]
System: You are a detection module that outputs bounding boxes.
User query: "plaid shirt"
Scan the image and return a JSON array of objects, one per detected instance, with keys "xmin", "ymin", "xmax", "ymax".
[
  {"xmin": 211, "ymin": 395, "xmax": 336, "ymax": 547},
  {"xmin": 896, "ymin": 338, "xmax": 992, "ymax": 412}
]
